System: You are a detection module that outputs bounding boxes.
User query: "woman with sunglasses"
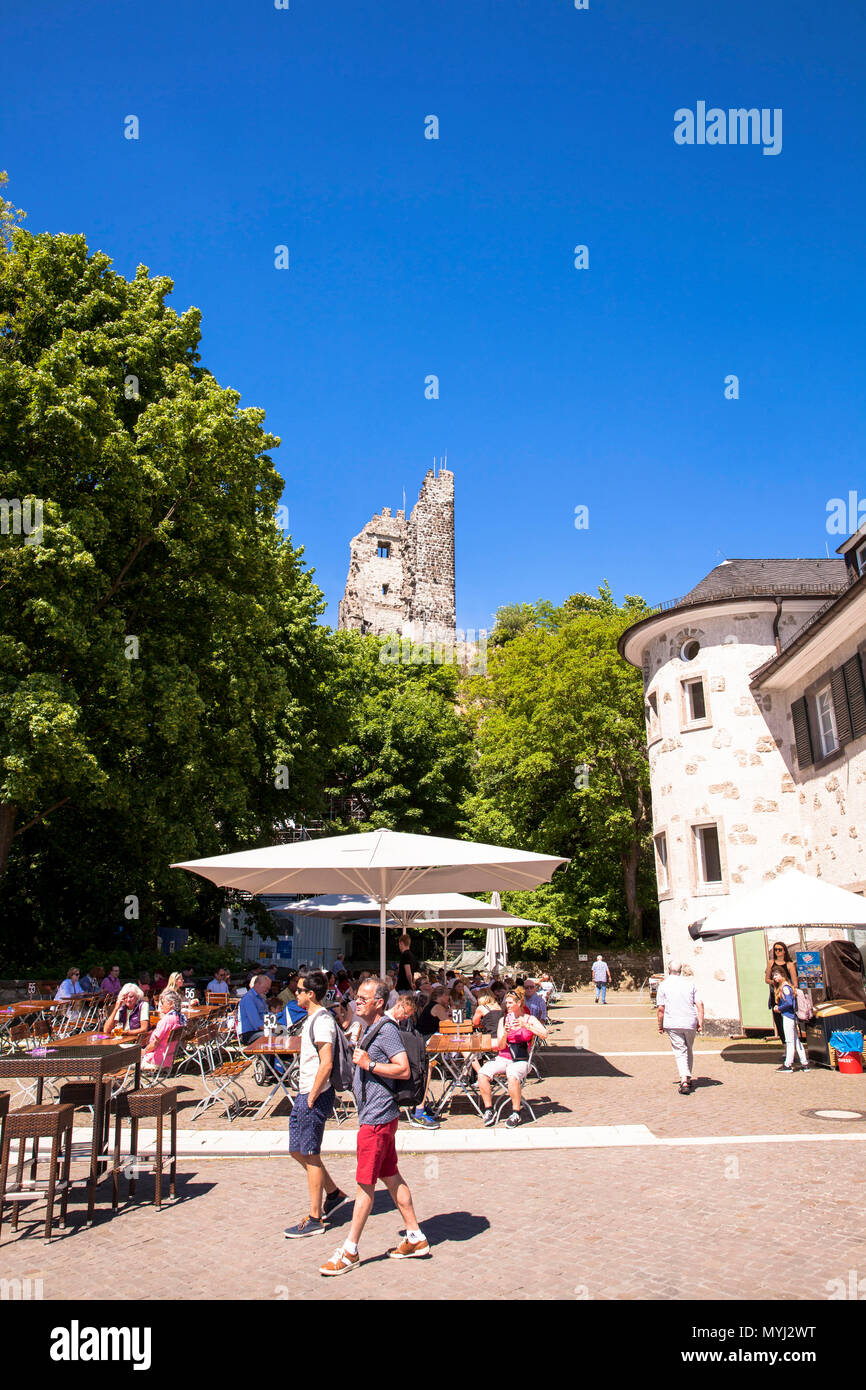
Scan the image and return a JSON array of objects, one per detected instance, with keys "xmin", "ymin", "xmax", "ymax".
[
  {"xmin": 476, "ymin": 988, "xmax": 546, "ymax": 1128},
  {"xmin": 764, "ymin": 942, "xmax": 798, "ymax": 1043}
]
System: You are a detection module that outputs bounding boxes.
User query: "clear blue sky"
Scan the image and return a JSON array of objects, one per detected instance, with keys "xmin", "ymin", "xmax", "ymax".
[{"xmin": 2, "ymin": 0, "xmax": 864, "ymax": 631}]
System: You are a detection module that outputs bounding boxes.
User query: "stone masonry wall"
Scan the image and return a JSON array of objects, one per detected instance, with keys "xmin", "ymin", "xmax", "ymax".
[{"xmin": 338, "ymin": 468, "xmax": 455, "ymax": 640}]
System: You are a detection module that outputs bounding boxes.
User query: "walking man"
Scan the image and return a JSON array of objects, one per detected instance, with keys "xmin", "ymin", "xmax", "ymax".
[
  {"xmin": 285, "ymin": 972, "xmax": 351, "ymax": 1238},
  {"xmin": 591, "ymin": 955, "xmax": 612, "ymax": 1004},
  {"xmin": 657, "ymin": 962, "xmax": 704, "ymax": 1095},
  {"xmin": 319, "ymin": 977, "xmax": 430, "ymax": 1275}
]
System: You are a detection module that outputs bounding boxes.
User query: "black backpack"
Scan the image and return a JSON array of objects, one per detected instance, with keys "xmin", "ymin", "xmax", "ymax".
[{"xmin": 361, "ymin": 1018, "xmax": 428, "ymax": 1110}]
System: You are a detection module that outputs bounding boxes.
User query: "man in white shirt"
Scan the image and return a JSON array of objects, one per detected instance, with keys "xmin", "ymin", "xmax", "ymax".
[
  {"xmin": 284, "ymin": 972, "xmax": 350, "ymax": 1238},
  {"xmin": 657, "ymin": 962, "xmax": 704, "ymax": 1095}
]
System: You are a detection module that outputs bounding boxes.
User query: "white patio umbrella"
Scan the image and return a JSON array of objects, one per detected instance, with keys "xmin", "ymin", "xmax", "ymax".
[
  {"xmin": 483, "ymin": 892, "xmax": 509, "ymax": 974},
  {"xmin": 689, "ymin": 869, "xmax": 866, "ymax": 945},
  {"xmin": 173, "ymin": 828, "xmax": 567, "ymax": 976}
]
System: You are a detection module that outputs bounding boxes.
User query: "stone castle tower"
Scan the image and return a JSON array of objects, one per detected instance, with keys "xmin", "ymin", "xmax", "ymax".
[{"xmin": 338, "ymin": 464, "xmax": 456, "ymax": 641}]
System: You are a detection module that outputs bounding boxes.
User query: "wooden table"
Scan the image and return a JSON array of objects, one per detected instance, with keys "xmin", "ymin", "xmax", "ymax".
[
  {"xmin": 242, "ymin": 1036, "xmax": 301, "ymax": 1119},
  {"xmin": 425, "ymin": 1034, "xmax": 496, "ymax": 1119},
  {"xmin": 0, "ymin": 1039, "xmax": 142, "ymax": 1223}
]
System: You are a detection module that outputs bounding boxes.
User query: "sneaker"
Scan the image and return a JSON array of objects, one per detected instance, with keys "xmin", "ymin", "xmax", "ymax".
[
  {"xmin": 678, "ymin": 1081, "xmax": 690, "ymax": 1095},
  {"xmin": 482, "ymin": 1108, "xmax": 495, "ymax": 1127},
  {"xmin": 408, "ymin": 1108, "xmax": 440, "ymax": 1129},
  {"xmin": 284, "ymin": 1214, "xmax": 328, "ymax": 1238},
  {"xmin": 322, "ymin": 1189, "xmax": 351, "ymax": 1217},
  {"xmin": 505, "ymin": 1110, "xmax": 522, "ymax": 1128},
  {"xmin": 319, "ymin": 1245, "xmax": 360, "ymax": 1276},
  {"xmin": 776, "ymin": 1065, "xmax": 794, "ymax": 1073},
  {"xmin": 387, "ymin": 1236, "xmax": 431, "ymax": 1259}
]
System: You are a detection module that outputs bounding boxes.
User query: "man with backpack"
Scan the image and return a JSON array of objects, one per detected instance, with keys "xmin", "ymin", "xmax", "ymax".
[
  {"xmin": 284, "ymin": 971, "xmax": 352, "ymax": 1239},
  {"xmin": 319, "ymin": 977, "xmax": 430, "ymax": 1275},
  {"xmin": 388, "ymin": 991, "xmax": 440, "ymax": 1130}
]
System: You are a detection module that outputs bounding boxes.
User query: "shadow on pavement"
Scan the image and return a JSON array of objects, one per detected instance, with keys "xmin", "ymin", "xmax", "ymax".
[
  {"xmin": 554, "ymin": 1051, "xmax": 632, "ymax": 1078},
  {"xmin": 362, "ymin": 1210, "xmax": 491, "ymax": 1261},
  {"xmin": 720, "ymin": 1043, "xmax": 786, "ymax": 1065}
]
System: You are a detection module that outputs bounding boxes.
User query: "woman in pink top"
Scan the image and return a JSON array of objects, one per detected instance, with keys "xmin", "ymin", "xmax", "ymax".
[
  {"xmin": 476, "ymin": 987, "xmax": 547, "ymax": 1129},
  {"xmin": 142, "ymin": 990, "xmax": 184, "ymax": 1072}
]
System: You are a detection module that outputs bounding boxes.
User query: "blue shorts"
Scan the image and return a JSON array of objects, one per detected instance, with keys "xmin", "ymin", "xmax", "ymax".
[{"xmin": 289, "ymin": 1087, "xmax": 335, "ymax": 1156}]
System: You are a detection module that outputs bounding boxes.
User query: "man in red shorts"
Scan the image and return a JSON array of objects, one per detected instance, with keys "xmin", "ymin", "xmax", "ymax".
[{"xmin": 319, "ymin": 977, "xmax": 430, "ymax": 1275}]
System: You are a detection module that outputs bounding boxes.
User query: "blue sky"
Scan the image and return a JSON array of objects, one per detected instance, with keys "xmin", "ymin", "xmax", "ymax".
[{"xmin": 2, "ymin": 0, "xmax": 864, "ymax": 630}]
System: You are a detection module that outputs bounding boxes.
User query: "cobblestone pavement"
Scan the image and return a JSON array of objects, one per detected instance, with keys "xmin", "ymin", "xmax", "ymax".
[
  {"xmin": 3, "ymin": 1142, "xmax": 865, "ymax": 1302},
  {"xmin": 3, "ymin": 991, "xmax": 865, "ymax": 1301}
]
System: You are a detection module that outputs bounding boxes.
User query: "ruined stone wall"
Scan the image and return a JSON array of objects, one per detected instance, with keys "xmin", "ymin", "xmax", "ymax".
[
  {"xmin": 405, "ymin": 468, "xmax": 456, "ymax": 640},
  {"xmin": 338, "ymin": 467, "xmax": 456, "ymax": 640},
  {"xmin": 337, "ymin": 507, "xmax": 409, "ymax": 636}
]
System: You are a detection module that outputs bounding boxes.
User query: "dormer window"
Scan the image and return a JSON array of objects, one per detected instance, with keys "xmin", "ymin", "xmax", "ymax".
[
  {"xmin": 856, "ymin": 541, "xmax": 866, "ymax": 576},
  {"xmin": 377, "ymin": 543, "xmax": 390, "ymax": 559}
]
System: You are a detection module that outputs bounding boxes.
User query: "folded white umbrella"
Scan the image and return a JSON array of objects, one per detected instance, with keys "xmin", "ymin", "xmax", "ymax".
[
  {"xmin": 173, "ymin": 828, "xmax": 567, "ymax": 976},
  {"xmin": 690, "ymin": 868, "xmax": 866, "ymax": 944}
]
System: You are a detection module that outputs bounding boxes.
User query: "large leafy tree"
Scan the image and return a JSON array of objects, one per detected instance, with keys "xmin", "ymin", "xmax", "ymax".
[
  {"xmin": 0, "ymin": 178, "xmax": 325, "ymax": 964},
  {"xmin": 461, "ymin": 584, "xmax": 656, "ymax": 948},
  {"xmin": 322, "ymin": 631, "xmax": 475, "ymax": 835}
]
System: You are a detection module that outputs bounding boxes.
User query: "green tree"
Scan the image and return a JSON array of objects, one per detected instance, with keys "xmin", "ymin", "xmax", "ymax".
[
  {"xmin": 0, "ymin": 181, "xmax": 325, "ymax": 963},
  {"xmin": 462, "ymin": 586, "xmax": 655, "ymax": 945},
  {"xmin": 322, "ymin": 631, "xmax": 475, "ymax": 835}
]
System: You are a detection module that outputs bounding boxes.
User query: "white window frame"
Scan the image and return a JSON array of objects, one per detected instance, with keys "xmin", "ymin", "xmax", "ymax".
[
  {"xmin": 814, "ymin": 683, "xmax": 838, "ymax": 759},
  {"xmin": 680, "ymin": 674, "xmax": 711, "ymax": 730},
  {"xmin": 689, "ymin": 818, "xmax": 728, "ymax": 897},
  {"xmin": 855, "ymin": 540, "xmax": 866, "ymax": 576},
  {"xmin": 654, "ymin": 831, "xmax": 670, "ymax": 895}
]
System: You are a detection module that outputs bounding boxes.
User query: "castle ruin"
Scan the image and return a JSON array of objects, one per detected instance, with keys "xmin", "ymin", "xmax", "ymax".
[{"xmin": 338, "ymin": 464, "xmax": 456, "ymax": 641}]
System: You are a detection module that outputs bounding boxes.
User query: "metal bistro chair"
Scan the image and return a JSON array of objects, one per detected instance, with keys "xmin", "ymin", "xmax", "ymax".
[
  {"xmin": 490, "ymin": 1036, "xmax": 539, "ymax": 1124},
  {"xmin": 427, "ymin": 1020, "xmax": 475, "ymax": 1114},
  {"xmin": 189, "ymin": 1024, "xmax": 252, "ymax": 1122}
]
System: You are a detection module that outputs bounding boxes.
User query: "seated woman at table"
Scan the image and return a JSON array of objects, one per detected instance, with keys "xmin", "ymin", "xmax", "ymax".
[
  {"xmin": 104, "ymin": 983, "xmax": 151, "ymax": 1038},
  {"xmin": 55, "ymin": 967, "xmax": 85, "ymax": 1002},
  {"xmin": 448, "ymin": 981, "xmax": 472, "ymax": 1023},
  {"xmin": 416, "ymin": 985, "xmax": 451, "ymax": 1038},
  {"xmin": 475, "ymin": 988, "xmax": 547, "ymax": 1129},
  {"xmin": 472, "ymin": 989, "xmax": 503, "ymax": 1038},
  {"xmin": 142, "ymin": 989, "xmax": 185, "ymax": 1072}
]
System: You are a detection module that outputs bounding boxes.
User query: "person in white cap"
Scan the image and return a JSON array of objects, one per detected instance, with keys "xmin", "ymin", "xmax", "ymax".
[{"xmin": 657, "ymin": 961, "xmax": 704, "ymax": 1095}]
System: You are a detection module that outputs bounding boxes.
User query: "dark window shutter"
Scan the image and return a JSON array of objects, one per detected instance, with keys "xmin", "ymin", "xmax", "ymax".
[
  {"xmin": 844, "ymin": 656, "xmax": 866, "ymax": 741},
  {"xmin": 792, "ymin": 697, "xmax": 813, "ymax": 768},
  {"xmin": 831, "ymin": 667, "xmax": 853, "ymax": 746}
]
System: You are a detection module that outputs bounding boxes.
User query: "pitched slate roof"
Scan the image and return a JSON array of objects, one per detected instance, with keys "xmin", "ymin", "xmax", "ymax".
[{"xmin": 679, "ymin": 558, "xmax": 846, "ymax": 605}]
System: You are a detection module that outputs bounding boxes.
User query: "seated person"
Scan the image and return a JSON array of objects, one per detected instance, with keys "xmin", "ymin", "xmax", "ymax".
[
  {"xmin": 237, "ymin": 973, "xmax": 271, "ymax": 1045},
  {"xmin": 55, "ymin": 967, "xmax": 85, "ymax": 1001},
  {"xmin": 277, "ymin": 971, "xmax": 300, "ymax": 1006},
  {"xmin": 335, "ymin": 971, "xmax": 353, "ymax": 1000},
  {"xmin": 80, "ymin": 966, "xmax": 103, "ymax": 994},
  {"xmin": 472, "ymin": 989, "xmax": 504, "ymax": 1038},
  {"xmin": 101, "ymin": 965, "xmax": 122, "ymax": 996},
  {"xmin": 537, "ymin": 972, "xmax": 555, "ymax": 1000},
  {"xmin": 142, "ymin": 989, "xmax": 185, "ymax": 1072},
  {"xmin": 105, "ymin": 983, "xmax": 151, "ymax": 1038},
  {"xmin": 476, "ymin": 988, "xmax": 547, "ymax": 1129},
  {"xmin": 137, "ymin": 971, "xmax": 152, "ymax": 999},
  {"xmin": 523, "ymin": 978, "xmax": 548, "ymax": 1023},
  {"xmin": 152, "ymin": 967, "xmax": 168, "ymax": 996},
  {"xmin": 416, "ymin": 985, "xmax": 451, "ymax": 1038},
  {"xmin": 206, "ymin": 967, "xmax": 230, "ymax": 995}
]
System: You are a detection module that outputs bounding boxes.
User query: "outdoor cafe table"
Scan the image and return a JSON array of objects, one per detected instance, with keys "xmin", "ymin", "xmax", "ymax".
[
  {"xmin": 425, "ymin": 1034, "xmax": 496, "ymax": 1120},
  {"xmin": 0, "ymin": 1037, "xmax": 142, "ymax": 1223},
  {"xmin": 242, "ymin": 1036, "xmax": 301, "ymax": 1119}
]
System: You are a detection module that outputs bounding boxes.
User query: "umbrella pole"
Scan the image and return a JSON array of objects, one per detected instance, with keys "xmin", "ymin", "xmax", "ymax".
[{"xmin": 379, "ymin": 895, "xmax": 387, "ymax": 979}]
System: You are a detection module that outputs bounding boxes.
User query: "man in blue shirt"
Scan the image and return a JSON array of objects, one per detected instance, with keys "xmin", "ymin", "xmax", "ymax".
[
  {"xmin": 238, "ymin": 974, "xmax": 270, "ymax": 1044},
  {"xmin": 524, "ymin": 979, "xmax": 548, "ymax": 1023}
]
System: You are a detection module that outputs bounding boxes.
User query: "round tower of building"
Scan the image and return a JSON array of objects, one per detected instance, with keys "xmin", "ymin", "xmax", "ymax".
[{"xmin": 619, "ymin": 559, "xmax": 847, "ymax": 1031}]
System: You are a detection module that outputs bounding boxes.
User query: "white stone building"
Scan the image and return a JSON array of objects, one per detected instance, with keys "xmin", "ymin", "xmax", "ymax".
[{"xmin": 619, "ymin": 539, "xmax": 866, "ymax": 1032}]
